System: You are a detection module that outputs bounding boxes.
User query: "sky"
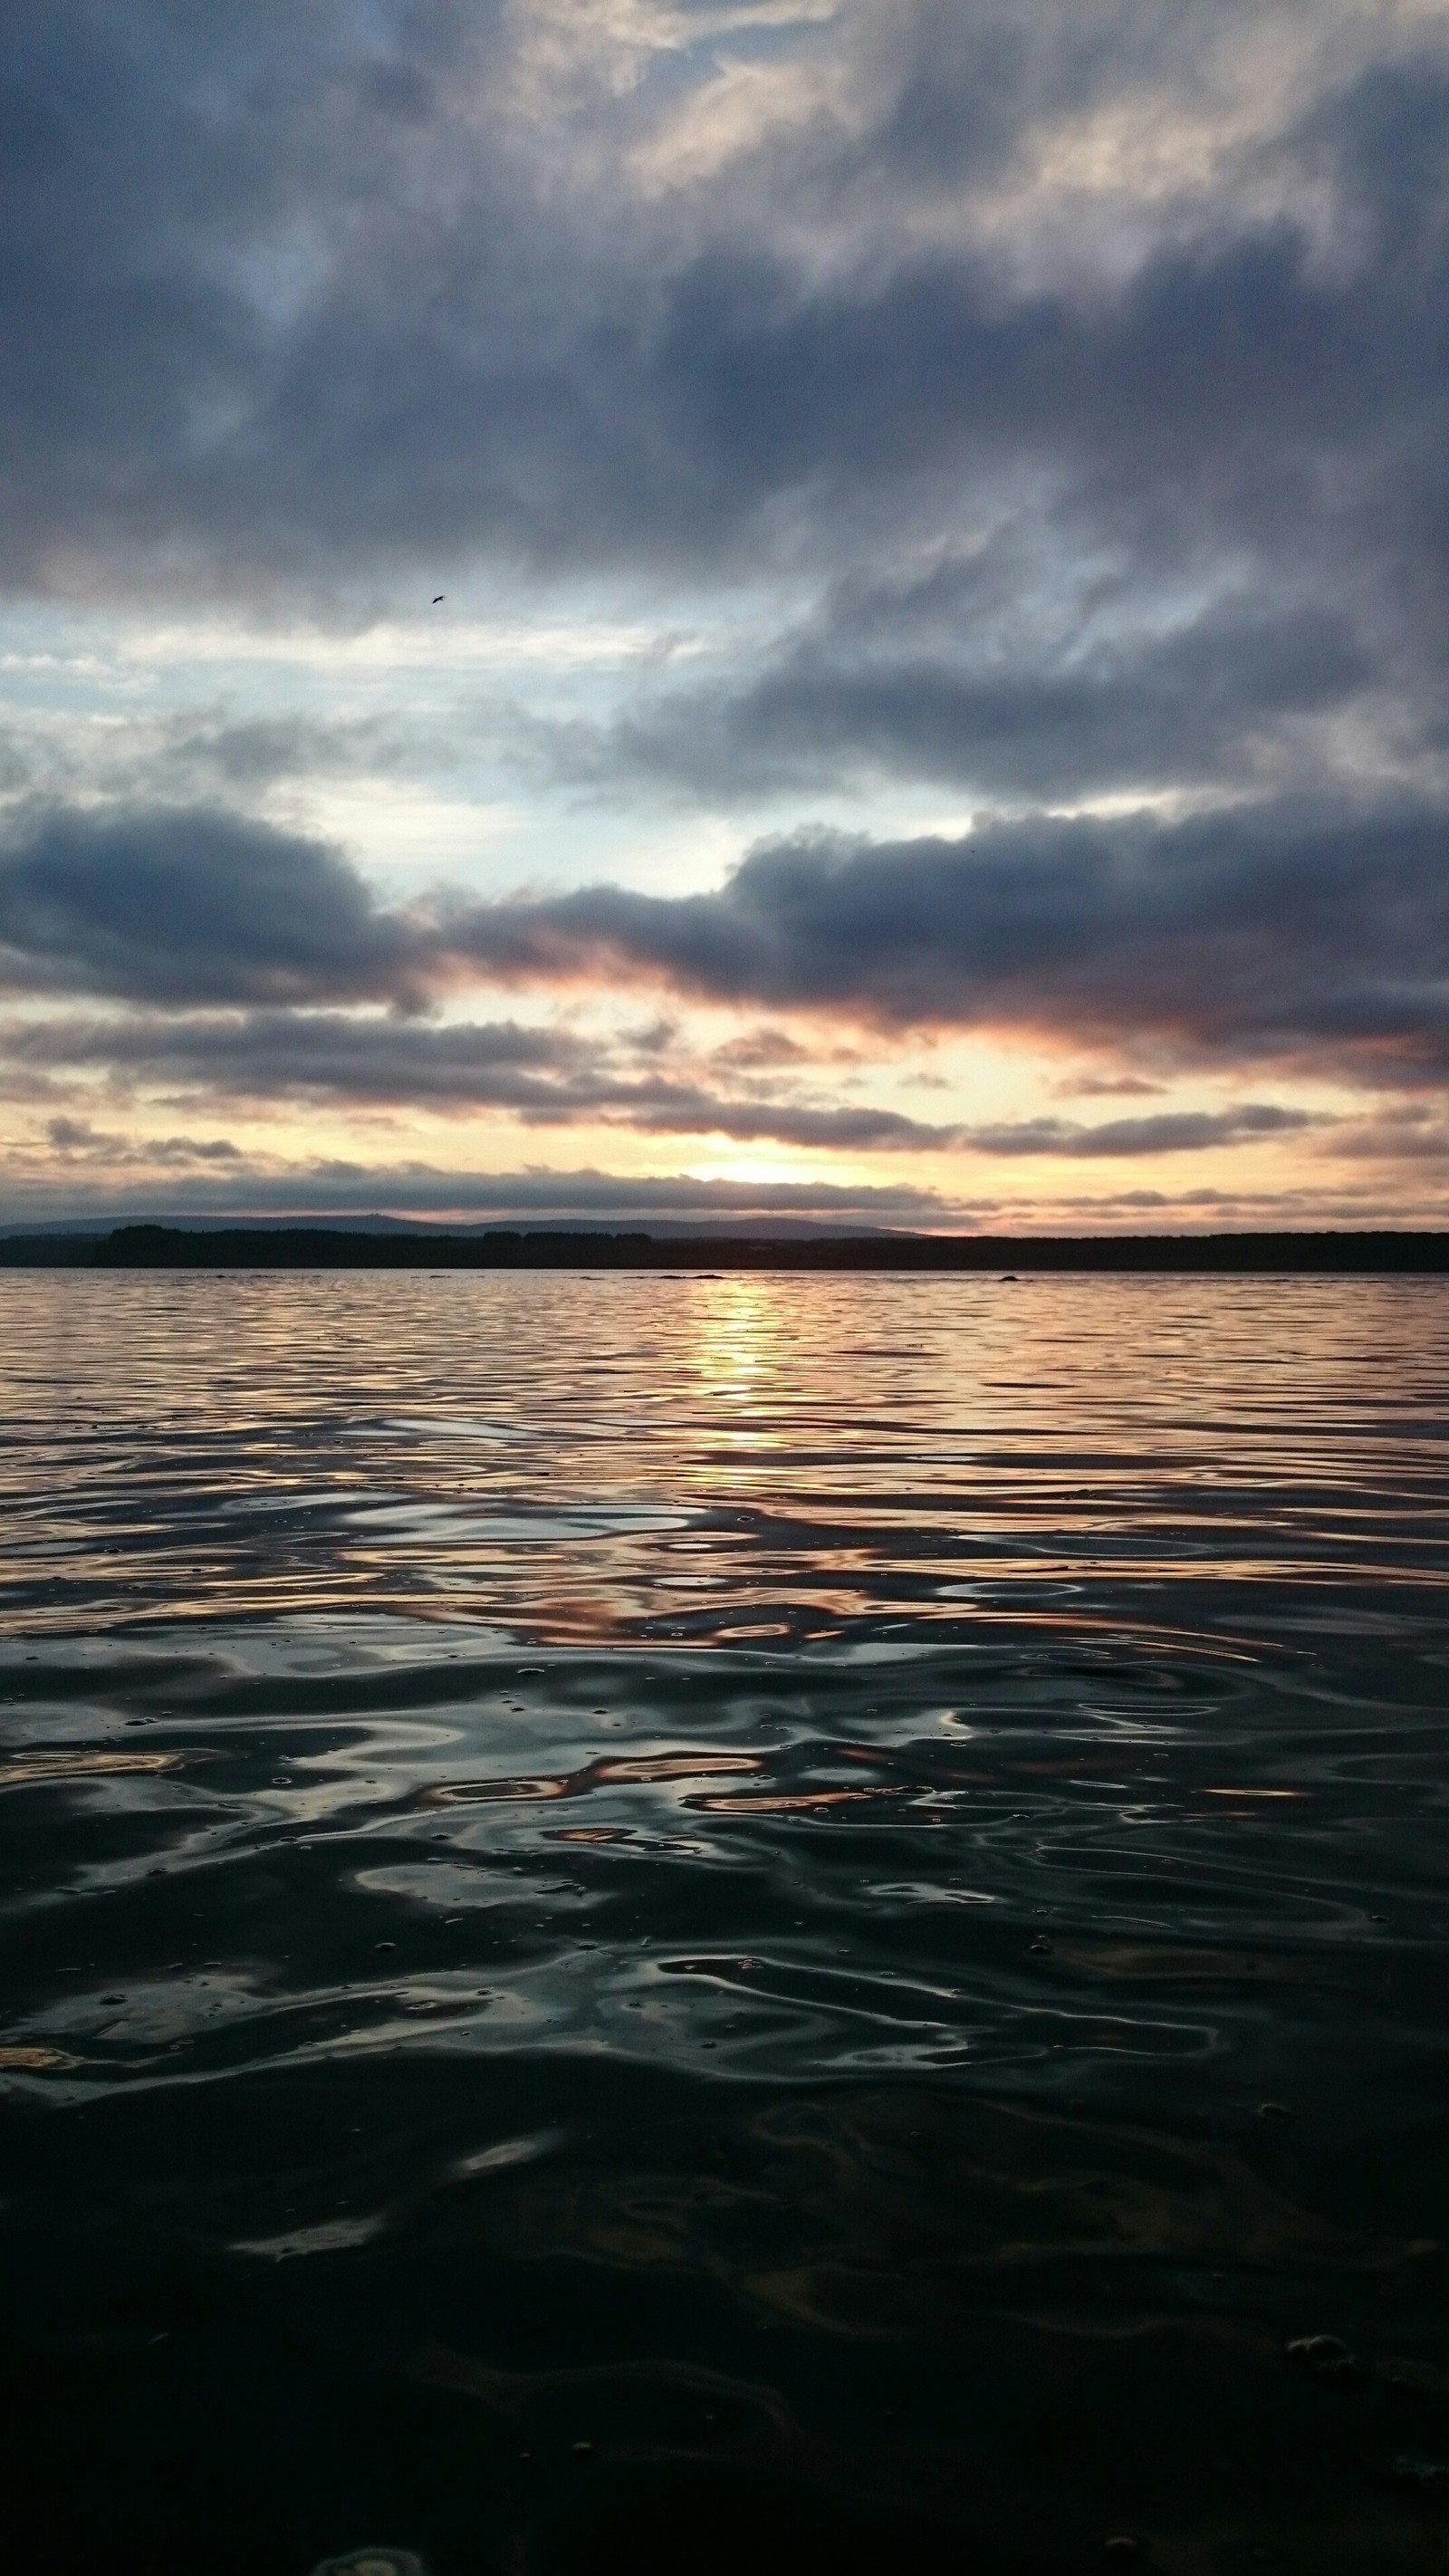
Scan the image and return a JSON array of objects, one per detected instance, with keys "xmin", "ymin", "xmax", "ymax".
[{"xmin": 1, "ymin": 0, "xmax": 1447, "ymax": 1234}]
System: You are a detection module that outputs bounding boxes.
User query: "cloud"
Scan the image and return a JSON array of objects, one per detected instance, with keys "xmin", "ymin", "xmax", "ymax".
[
  {"xmin": 1323, "ymin": 1105, "xmax": 1449, "ymax": 1162},
  {"xmin": 1, "ymin": 5, "xmax": 1448, "ymax": 1226},
  {"xmin": 1, "ymin": 787, "xmax": 1445, "ymax": 1108},
  {"xmin": 955, "ymin": 1104, "xmax": 1319, "ymax": 1158},
  {"xmin": 0, "ymin": 1131, "xmax": 1432, "ymax": 1234},
  {"xmin": 444, "ymin": 796, "xmax": 1449, "ymax": 1082},
  {"xmin": 43, "ymin": 1113, "xmax": 244, "ymax": 1167},
  {"xmin": 0, "ymin": 704, "xmax": 423, "ymax": 816},
  {"xmin": 0, "ymin": 803, "xmax": 428, "ymax": 1005},
  {"xmin": 7, "ymin": 1004, "xmax": 962, "ymax": 1150},
  {"xmin": 0, "ymin": 2, "xmax": 1441, "ymax": 643},
  {"xmin": 15, "ymin": 1006, "xmax": 587, "ymax": 1098},
  {"xmin": 0, "ymin": 1145, "xmax": 959, "ymax": 1230},
  {"xmin": 535, "ymin": 595, "xmax": 1374, "ymax": 803},
  {"xmin": 9, "ymin": 1001, "xmax": 1319, "ymax": 1160},
  {"xmin": 1054, "ymin": 1074, "xmax": 1165, "ymax": 1098}
]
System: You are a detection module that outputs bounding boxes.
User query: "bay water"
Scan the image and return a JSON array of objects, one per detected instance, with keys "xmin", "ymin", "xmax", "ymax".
[{"xmin": 2, "ymin": 1269, "xmax": 1447, "ymax": 2574}]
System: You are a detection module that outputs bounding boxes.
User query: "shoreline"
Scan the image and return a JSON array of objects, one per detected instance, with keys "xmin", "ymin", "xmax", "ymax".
[{"xmin": 2, "ymin": 1222, "xmax": 1447, "ymax": 1273}]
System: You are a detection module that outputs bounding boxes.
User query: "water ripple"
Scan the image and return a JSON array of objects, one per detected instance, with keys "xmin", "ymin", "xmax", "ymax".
[{"xmin": 2, "ymin": 1273, "xmax": 1448, "ymax": 2574}]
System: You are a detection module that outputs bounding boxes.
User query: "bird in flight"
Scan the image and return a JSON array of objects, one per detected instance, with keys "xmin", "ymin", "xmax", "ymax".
[{"xmin": 432, "ymin": 593, "xmax": 445, "ymax": 604}]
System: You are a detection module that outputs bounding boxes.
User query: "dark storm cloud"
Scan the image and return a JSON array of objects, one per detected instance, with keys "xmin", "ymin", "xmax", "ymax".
[
  {"xmin": 230, "ymin": 180, "xmax": 1449, "ymax": 683},
  {"xmin": 0, "ymin": 0, "xmax": 1440, "ymax": 989},
  {"xmin": 0, "ymin": 2, "xmax": 507, "ymax": 586},
  {"xmin": 546, "ymin": 597, "xmax": 1372, "ymax": 802},
  {"xmin": 636, "ymin": 224, "xmax": 1381, "ymax": 554},
  {"xmin": 0, "ymin": 803, "xmax": 428, "ymax": 1005},
  {"xmin": 446, "ymin": 796, "xmax": 1449, "ymax": 1082},
  {"xmin": 0, "ymin": 3, "xmax": 1443, "ymax": 621}
]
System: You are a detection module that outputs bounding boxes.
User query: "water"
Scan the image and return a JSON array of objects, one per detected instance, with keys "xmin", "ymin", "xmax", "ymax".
[{"xmin": 2, "ymin": 1269, "xmax": 1448, "ymax": 2575}]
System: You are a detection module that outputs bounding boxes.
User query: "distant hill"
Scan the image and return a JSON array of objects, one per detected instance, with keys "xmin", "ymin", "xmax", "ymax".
[{"xmin": 0, "ymin": 1210, "xmax": 895, "ymax": 1244}]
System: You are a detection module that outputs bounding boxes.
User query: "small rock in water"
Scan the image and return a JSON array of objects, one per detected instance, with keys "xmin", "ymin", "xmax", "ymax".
[
  {"xmin": 1029, "ymin": 1935, "xmax": 1053, "ymax": 1954},
  {"xmin": 1256, "ymin": 2100, "xmax": 1294, "ymax": 2119},
  {"xmin": 1103, "ymin": 2540, "xmax": 1139, "ymax": 2561}
]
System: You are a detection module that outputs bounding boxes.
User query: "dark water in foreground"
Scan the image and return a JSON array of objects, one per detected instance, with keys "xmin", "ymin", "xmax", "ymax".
[{"xmin": 3, "ymin": 1270, "xmax": 1448, "ymax": 2576}]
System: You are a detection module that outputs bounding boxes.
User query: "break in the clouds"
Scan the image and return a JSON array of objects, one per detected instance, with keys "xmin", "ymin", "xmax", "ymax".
[{"xmin": 0, "ymin": 0, "xmax": 1445, "ymax": 1228}]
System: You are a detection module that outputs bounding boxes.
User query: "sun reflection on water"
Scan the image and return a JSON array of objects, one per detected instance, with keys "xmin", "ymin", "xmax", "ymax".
[{"xmin": 0, "ymin": 1268, "xmax": 1443, "ymax": 1642}]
